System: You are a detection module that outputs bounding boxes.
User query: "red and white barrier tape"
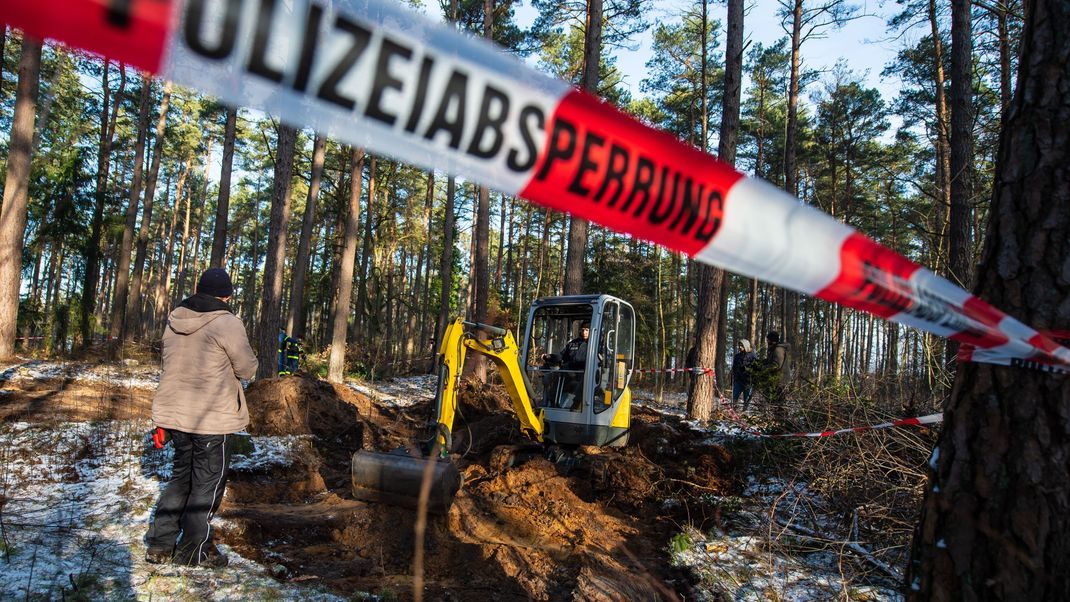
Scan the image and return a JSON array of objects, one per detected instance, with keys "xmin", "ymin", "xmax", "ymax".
[
  {"xmin": 3, "ymin": 0, "xmax": 1067, "ymax": 372},
  {"xmin": 958, "ymin": 330, "xmax": 1070, "ymax": 375},
  {"xmin": 643, "ymin": 369, "xmax": 945, "ymax": 438},
  {"xmin": 635, "ymin": 367, "xmax": 716, "ymax": 375},
  {"xmin": 766, "ymin": 412, "xmax": 943, "ymax": 438}
]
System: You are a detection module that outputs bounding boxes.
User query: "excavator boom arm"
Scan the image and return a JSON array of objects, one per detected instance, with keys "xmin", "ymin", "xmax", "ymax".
[{"xmin": 433, "ymin": 318, "xmax": 544, "ymax": 450}]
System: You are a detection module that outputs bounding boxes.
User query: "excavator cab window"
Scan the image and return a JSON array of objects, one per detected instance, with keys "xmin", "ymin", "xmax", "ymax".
[{"xmin": 525, "ymin": 305, "xmax": 592, "ymax": 412}]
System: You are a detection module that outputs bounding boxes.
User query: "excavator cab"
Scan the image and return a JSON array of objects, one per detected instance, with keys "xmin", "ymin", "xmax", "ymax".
[
  {"xmin": 522, "ymin": 294, "xmax": 635, "ymax": 447},
  {"xmin": 351, "ymin": 294, "xmax": 635, "ymax": 512}
]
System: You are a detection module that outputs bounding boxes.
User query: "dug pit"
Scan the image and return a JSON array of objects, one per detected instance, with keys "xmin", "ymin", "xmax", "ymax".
[{"xmin": 220, "ymin": 376, "xmax": 736, "ymax": 600}]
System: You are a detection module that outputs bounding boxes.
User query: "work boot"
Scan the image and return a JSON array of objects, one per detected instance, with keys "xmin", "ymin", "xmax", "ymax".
[
  {"xmin": 144, "ymin": 549, "xmax": 172, "ymax": 564},
  {"xmin": 196, "ymin": 545, "xmax": 229, "ymax": 569}
]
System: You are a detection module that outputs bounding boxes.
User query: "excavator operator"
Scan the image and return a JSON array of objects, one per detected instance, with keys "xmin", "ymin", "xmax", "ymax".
[{"xmin": 542, "ymin": 320, "xmax": 590, "ymax": 410}]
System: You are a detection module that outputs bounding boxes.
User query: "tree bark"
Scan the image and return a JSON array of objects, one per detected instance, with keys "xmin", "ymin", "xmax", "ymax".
[
  {"xmin": 80, "ymin": 62, "xmax": 125, "ymax": 348},
  {"xmin": 944, "ymin": 0, "xmax": 975, "ymax": 370},
  {"xmin": 0, "ymin": 37, "xmax": 42, "ymax": 359},
  {"xmin": 562, "ymin": 0, "xmax": 603, "ymax": 296},
  {"xmin": 356, "ymin": 156, "xmax": 376, "ymax": 343},
  {"xmin": 210, "ymin": 105, "xmax": 238, "ymax": 267},
  {"xmin": 256, "ymin": 123, "xmax": 298, "ymax": 380},
  {"xmin": 688, "ymin": 0, "xmax": 740, "ymax": 420},
  {"xmin": 948, "ymin": 0, "xmax": 974, "ymax": 290},
  {"xmin": 328, "ymin": 148, "xmax": 365, "ymax": 382},
  {"xmin": 929, "ymin": 0, "xmax": 953, "ymax": 261},
  {"xmin": 909, "ymin": 1, "xmax": 1070, "ymax": 597},
  {"xmin": 779, "ymin": 0, "xmax": 805, "ymax": 347},
  {"xmin": 415, "ymin": 171, "xmax": 435, "ymax": 357},
  {"xmin": 153, "ymin": 164, "xmax": 187, "ymax": 330},
  {"xmin": 109, "ymin": 79, "xmax": 152, "ymax": 343},
  {"xmin": 465, "ymin": 0, "xmax": 495, "ymax": 383},
  {"xmin": 128, "ymin": 81, "xmax": 172, "ymax": 338},
  {"xmin": 287, "ymin": 133, "xmax": 327, "ymax": 338},
  {"xmin": 434, "ymin": 176, "xmax": 457, "ymax": 357}
]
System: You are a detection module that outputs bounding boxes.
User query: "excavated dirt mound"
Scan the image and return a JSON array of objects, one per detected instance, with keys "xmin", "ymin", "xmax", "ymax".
[{"xmin": 220, "ymin": 376, "xmax": 735, "ymax": 600}]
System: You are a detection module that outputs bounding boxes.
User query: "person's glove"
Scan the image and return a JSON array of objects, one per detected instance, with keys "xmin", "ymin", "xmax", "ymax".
[{"xmin": 152, "ymin": 427, "xmax": 169, "ymax": 449}]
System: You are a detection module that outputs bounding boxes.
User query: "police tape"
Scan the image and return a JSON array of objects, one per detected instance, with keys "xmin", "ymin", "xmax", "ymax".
[
  {"xmin": 3, "ymin": 0, "xmax": 1068, "ymax": 373},
  {"xmin": 958, "ymin": 330, "xmax": 1070, "ymax": 375},
  {"xmin": 636, "ymin": 392, "xmax": 944, "ymax": 438},
  {"xmin": 711, "ymin": 365, "xmax": 938, "ymax": 439},
  {"xmin": 635, "ymin": 367, "xmax": 716, "ymax": 375},
  {"xmin": 766, "ymin": 412, "xmax": 943, "ymax": 438}
]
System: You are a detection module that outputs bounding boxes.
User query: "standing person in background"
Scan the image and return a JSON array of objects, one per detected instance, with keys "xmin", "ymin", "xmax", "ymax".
[
  {"xmin": 760, "ymin": 331, "xmax": 792, "ymax": 414},
  {"xmin": 278, "ymin": 331, "xmax": 301, "ymax": 376},
  {"xmin": 731, "ymin": 339, "xmax": 757, "ymax": 411},
  {"xmin": 145, "ymin": 268, "xmax": 258, "ymax": 568}
]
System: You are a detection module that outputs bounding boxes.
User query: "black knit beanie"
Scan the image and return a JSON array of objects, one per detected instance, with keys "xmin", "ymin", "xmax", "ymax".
[{"xmin": 197, "ymin": 268, "xmax": 234, "ymax": 298}]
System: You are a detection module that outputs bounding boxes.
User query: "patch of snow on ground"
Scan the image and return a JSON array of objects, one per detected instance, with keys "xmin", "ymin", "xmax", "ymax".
[
  {"xmin": 670, "ymin": 475, "xmax": 903, "ymax": 601},
  {"xmin": 0, "ymin": 360, "xmax": 161, "ymax": 389},
  {"xmin": 633, "ymin": 394, "xmax": 762, "ymax": 441},
  {"xmin": 0, "ymin": 420, "xmax": 347, "ymax": 600},
  {"xmin": 672, "ymin": 529, "xmax": 896, "ymax": 601},
  {"xmin": 229, "ymin": 434, "xmax": 314, "ymax": 472},
  {"xmin": 346, "ymin": 374, "xmax": 436, "ymax": 408}
]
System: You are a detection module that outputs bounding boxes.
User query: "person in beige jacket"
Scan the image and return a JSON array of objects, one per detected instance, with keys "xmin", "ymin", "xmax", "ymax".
[{"xmin": 145, "ymin": 268, "xmax": 257, "ymax": 568}]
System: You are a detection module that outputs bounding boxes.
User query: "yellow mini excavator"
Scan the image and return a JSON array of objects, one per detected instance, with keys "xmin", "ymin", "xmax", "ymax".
[{"xmin": 351, "ymin": 294, "xmax": 636, "ymax": 512}]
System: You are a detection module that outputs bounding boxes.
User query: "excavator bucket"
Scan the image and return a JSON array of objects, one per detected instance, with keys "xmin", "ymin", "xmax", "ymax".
[{"xmin": 351, "ymin": 449, "xmax": 462, "ymax": 514}]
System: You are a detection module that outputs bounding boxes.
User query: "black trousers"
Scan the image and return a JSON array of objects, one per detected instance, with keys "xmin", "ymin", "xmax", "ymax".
[{"xmin": 145, "ymin": 430, "xmax": 233, "ymax": 565}]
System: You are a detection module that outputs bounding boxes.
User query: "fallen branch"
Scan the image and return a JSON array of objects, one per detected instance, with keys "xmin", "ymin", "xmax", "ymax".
[{"xmin": 773, "ymin": 517, "xmax": 903, "ymax": 580}]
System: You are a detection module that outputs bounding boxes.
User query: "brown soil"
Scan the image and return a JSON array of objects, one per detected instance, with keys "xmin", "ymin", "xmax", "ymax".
[
  {"xmin": 1, "ymin": 366, "xmax": 734, "ymax": 600},
  {"xmin": 217, "ymin": 376, "xmax": 736, "ymax": 600}
]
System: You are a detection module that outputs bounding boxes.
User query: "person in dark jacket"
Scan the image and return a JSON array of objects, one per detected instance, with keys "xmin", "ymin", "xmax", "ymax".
[
  {"xmin": 560, "ymin": 321, "xmax": 590, "ymax": 371},
  {"xmin": 278, "ymin": 331, "xmax": 301, "ymax": 376},
  {"xmin": 542, "ymin": 320, "xmax": 590, "ymax": 410},
  {"xmin": 761, "ymin": 330, "xmax": 792, "ymax": 410},
  {"xmin": 731, "ymin": 339, "xmax": 757, "ymax": 411},
  {"xmin": 145, "ymin": 268, "xmax": 257, "ymax": 568}
]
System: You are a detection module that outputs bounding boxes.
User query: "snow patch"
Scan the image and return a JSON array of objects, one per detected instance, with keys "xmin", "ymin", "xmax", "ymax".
[
  {"xmin": 345, "ymin": 374, "xmax": 436, "ymax": 408},
  {"xmin": 0, "ymin": 360, "xmax": 160, "ymax": 389},
  {"xmin": 229, "ymin": 434, "xmax": 314, "ymax": 471},
  {"xmin": 0, "ymin": 420, "xmax": 346, "ymax": 600},
  {"xmin": 671, "ymin": 476, "xmax": 903, "ymax": 601}
]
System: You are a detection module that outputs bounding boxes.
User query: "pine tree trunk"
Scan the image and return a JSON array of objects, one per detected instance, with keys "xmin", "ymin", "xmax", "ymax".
[
  {"xmin": 433, "ymin": 175, "xmax": 457, "ymax": 355},
  {"xmin": 562, "ymin": 0, "xmax": 603, "ymax": 295},
  {"xmin": 287, "ymin": 133, "xmax": 327, "ymax": 338},
  {"xmin": 80, "ymin": 62, "xmax": 125, "ymax": 349},
  {"xmin": 128, "ymin": 81, "xmax": 172, "ymax": 337},
  {"xmin": 929, "ymin": 0, "xmax": 953, "ymax": 221},
  {"xmin": 414, "ymin": 171, "xmax": 435, "ymax": 357},
  {"xmin": 154, "ymin": 169, "xmax": 185, "ymax": 330},
  {"xmin": 109, "ymin": 79, "xmax": 152, "ymax": 343},
  {"xmin": 356, "ymin": 156, "xmax": 377, "ymax": 345},
  {"xmin": 0, "ymin": 37, "xmax": 42, "ymax": 359},
  {"xmin": 688, "ymin": 0, "xmax": 739, "ymax": 420},
  {"xmin": 242, "ymin": 175, "xmax": 262, "ymax": 324},
  {"xmin": 945, "ymin": 0, "xmax": 975, "ymax": 371},
  {"xmin": 328, "ymin": 148, "xmax": 366, "ymax": 382},
  {"xmin": 210, "ymin": 105, "xmax": 237, "ymax": 267},
  {"xmin": 174, "ymin": 151, "xmax": 203, "ymax": 302},
  {"xmin": 909, "ymin": 1, "xmax": 1070, "ymax": 595},
  {"xmin": 256, "ymin": 123, "xmax": 297, "ymax": 379}
]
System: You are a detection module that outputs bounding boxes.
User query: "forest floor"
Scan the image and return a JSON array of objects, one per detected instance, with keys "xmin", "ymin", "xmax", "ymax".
[{"xmin": 0, "ymin": 359, "xmax": 904, "ymax": 600}]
